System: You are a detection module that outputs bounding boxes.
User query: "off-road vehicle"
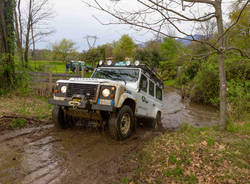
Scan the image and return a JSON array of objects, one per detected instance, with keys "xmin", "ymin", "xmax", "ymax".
[{"xmin": 49, "ymin": 60, "xmax": 163, "ymax": 140}]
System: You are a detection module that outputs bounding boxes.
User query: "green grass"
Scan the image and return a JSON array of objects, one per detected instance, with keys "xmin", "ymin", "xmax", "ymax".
[
  {"xmin": 29, "ymin": 60, "xmax": 94, "ymax": 78},
  {"xmin": 164, "ymin": 79, "xmax": 180, "ymax": 88},
  {"xmin": 10, "ymin": 118, "xmax": 27, "ymax": 129},
  {"xmin": 131, "ymin": 123, "xmax": 250, "ymax": 184},
  {"xmin": 29, "ymin": 60, "xmax": 67, "ymax": 73},
  {"xmin": 0, "ymin": 93, "xmax": 53, "ymax": 120}
]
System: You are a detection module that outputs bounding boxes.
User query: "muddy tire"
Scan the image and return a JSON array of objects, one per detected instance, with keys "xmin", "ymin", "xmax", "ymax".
[
  {"xmin": 52, "ymin": 106, "xmax": 67, "ymax": 129},
  {"xmin": 145, "ymin": 112, "xmax": 162, "ymax": 131},
  {"xmin": 109, "ymin": 105, "xmax": 134, "ymax": 140}
]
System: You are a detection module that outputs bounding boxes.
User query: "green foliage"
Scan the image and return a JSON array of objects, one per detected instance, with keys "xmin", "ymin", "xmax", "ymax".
[
  {"xmin": 227, "ymin": 79, "xmax": 250, "ymax": 120},
  {"xmin": 133, "ymin": 48, "xmax": 160, "ymax": 67},
  {"xmin": 160, "ymin": 60, "xmax": 177, "ymax": 81},
  {"xmin": 226, "ymin": 122, "xmax": 250, "ymax": 135},
  {"xmin": 160, "ymin": 38, "xmax": 181, "ymax": 61},
  {"xmin": 10, "ymin": 118, "xmax": 27, "ymax": 129},
  {"xmin": 178, "ymin": 54, "xmax": 249, "ymax": 121},
  {"xmin": 52, "ymin": 39, "xmax": 77, "ymax": 61},
  {"xmin": 0, "ymin": 0, "xmax": 16, "ymax": 90},
  {"xmin": 190, "ymin": 61, "xmax": 220, "ymax": 105},
  {"xmin": 113, "ymin": 34, "xmax": 135, "ymax": 61},
  {"xmin": 227, "ymin": 4, "xmax": 250, "ymax": 53},
  {"xmin": 82, "ymin": 47, "xmax": 104, "ymax": 66},
  {"xmin": 158, "ymin": 38, "xmax": 185, "ymax": 81}
]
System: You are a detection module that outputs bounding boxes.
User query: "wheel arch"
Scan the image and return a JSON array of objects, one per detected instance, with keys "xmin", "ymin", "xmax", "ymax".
[
  {"xmin": 122, "ymin": 98, "xmax": 136, "ymax": 114},
  {"xmin": 116, "ymin": 93, "xmax": 136, "ymax": 114}
]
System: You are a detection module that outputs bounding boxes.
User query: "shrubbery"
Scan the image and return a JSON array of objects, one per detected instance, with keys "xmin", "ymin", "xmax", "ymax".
[{"xmin": 177, "ymin": 55, "xmax": 250, "ymax": 121}]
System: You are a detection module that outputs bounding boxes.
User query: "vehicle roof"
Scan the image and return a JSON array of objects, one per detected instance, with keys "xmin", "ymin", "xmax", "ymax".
[{"xmin": 97, "ymin": 64, "xmax": 163, "ymax": 87}]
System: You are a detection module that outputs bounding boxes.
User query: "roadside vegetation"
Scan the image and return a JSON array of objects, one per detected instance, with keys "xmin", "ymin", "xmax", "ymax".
[
  {"xmin": 120, "ymin": 124, "xmax": 250, "ymax": 184},
  {"xmin": 0, "ymin": 89, "xmax": 53, "ymax": 130}
]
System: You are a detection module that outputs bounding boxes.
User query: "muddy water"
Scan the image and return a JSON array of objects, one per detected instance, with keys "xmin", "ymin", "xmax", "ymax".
[
  {"xmin": 0, "ymin": 87, "xmax": 218, "ymax": 184},
  {"xmin": 162, "ymin": 86, "xmax": 219, "ymax": 129}
]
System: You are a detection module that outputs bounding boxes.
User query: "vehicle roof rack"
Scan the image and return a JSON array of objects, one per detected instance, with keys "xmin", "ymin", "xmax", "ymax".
[{"xmin": 98, "ymin": 63, "xmax": 163, "ymax": 87}]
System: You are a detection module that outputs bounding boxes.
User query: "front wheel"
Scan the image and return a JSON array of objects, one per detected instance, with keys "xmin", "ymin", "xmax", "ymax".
[
  {"xmin": 109, "ymin": 105, "xmax": 134, "ymax": 140},
  {"xmin": 52, "ymin": 106, "xmax": 68, "ymax": 129}
]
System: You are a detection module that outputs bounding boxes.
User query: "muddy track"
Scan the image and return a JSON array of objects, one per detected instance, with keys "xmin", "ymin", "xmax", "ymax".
[
  {"xmin": 0, "ymin": 87, "xmax": 218, "ymax": 184},
  {"xmin": 0, "ymin": 123, "xmax": 159, "ymax": 184}
]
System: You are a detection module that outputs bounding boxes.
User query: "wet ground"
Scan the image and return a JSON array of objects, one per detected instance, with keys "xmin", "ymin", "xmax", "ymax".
[
  {"xmin": 0, "ymin": 87, "xmax": 219, "ymax": 184},
  {"xmin": 162, "ymin": 86, "xmax": 219, "ymax": 129}
]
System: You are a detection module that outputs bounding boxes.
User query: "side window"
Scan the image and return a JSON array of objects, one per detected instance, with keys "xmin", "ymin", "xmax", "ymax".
[
  {"xmin": 139, "ymin": 74, "xmax": 148, "ymax": 92},
  {"xmin": 156, "ymin": 86, "xmax": 162, "ymax": 100},
  {"xmin": 149, "ymin": 80, "xmax": 155, "ymax": 97}
]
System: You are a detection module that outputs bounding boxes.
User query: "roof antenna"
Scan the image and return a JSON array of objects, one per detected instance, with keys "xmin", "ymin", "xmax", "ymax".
[{"xmin": 181, "ymin": 0, "xmax": 185, "ymax": 11}]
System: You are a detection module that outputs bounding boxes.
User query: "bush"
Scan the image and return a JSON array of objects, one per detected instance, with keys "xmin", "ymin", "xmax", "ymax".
[
  {"xmin": 160, "ymin": 60, "xmax": 178, "ymax": 81},
  {"xmin": 227, "ymin": 79, "xmax": 250, "ymax": 120},
  {"xmin": 10, "ymin": 118, "xmax": 27, "ymax": 129},
  {"xmin": 178, "ymin": 55, "xmax": 249, "ymax": 121},
  {"xmin": 181, "ymin": 61, "xmax": 220, "ymax": 106}
]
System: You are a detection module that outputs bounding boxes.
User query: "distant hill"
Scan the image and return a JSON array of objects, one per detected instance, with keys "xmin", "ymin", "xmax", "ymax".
[{"xmin": 177, "ymin": 34, "xmax": 202, "ymax": 45}]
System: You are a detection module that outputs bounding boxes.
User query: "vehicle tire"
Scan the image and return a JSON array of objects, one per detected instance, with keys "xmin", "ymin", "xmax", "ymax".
[
  {"xmin": 109, "ymin": 105, "xmax": 134, "ymax": 140},
  {"xmin": 52, "ymin": 106, "xmax": 68, "ymax": 129},
  {"xmin": 145, "ymin": 112, "xmax": 162, "ymax": 131},
  {"xmin": 152, "ymin": 112, "xmax": 163, "ymax": 131}
]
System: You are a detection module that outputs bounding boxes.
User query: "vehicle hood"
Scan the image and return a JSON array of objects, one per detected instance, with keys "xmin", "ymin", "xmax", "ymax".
[
  {"xmin": 57, "ymin": 78, "xmax": 118, "ymax": 84},
  {"xmin": 57, "ymin": 78, "xmax": 138, "ymax": 91}
]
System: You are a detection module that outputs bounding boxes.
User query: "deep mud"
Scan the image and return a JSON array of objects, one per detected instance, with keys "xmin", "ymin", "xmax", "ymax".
[{"xmin": 0, "ymin": 87, "xmax": 219, "ymax": 184}]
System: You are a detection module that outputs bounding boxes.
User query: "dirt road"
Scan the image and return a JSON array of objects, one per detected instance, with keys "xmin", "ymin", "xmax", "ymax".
[{"xmin": 0, "ymin": 87, "xmax": 218, "ymax": 184}]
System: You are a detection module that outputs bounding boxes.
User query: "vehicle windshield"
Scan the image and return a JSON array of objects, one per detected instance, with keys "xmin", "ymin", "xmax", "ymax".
[{"xmin": 92, "ymin": 68, "xmax": 139, "ymax": 82}]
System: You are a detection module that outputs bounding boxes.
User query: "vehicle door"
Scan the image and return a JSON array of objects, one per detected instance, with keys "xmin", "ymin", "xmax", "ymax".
[
  {"xmin": 147, "ymin": 79, "xmax": 156, "ymax": 118},
  {"xmin": 136, "ymin": 73, "xmax": 149, "ymax": 117}
]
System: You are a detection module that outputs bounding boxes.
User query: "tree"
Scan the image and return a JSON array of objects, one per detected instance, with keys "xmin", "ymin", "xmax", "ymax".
[
  {"xmin": 52, "ymin": 39, "xmax": 77, "ymax": 62},
  {"xmin": 160, "ymin": 38, "xmax": 182, "ymax": 61},
  {"xmin": 82, "ymin": 47, "xmax": 103, "ymax": 66},
  {"xmin": 0, "ymin": 0, "xmax": 15, "ymax": 88},
  {"xmin": 113, "ymin": 34, "xmax": 135, "ymax": 61},
  {"xmin": 84, "ymin": 0, "xmax": 250, "ymax": 129},
  {"xmin": 14, "ymin": 0, "xmax": 54, "ymax": 67},
  {"xmin": 227, "ymin": 3, "xmax": 250, "ymax": 55}
]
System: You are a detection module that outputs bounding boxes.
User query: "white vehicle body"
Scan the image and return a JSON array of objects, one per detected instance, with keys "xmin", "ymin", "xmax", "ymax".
[
  {"xmin": 90, "ymin": 66, "xmax": 163, "ymax": 119},
  {"xmin": 49, "ymin": 63, "xmax": 164, "ymax": 140}
]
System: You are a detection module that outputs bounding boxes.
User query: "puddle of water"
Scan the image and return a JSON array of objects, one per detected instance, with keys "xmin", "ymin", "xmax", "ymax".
[{"xmin": 162, "ymin": 86, "xmax": 219, "ymax": 129}]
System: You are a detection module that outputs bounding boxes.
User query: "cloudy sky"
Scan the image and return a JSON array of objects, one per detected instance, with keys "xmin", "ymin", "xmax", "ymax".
[
  {"xmin": 38, "ymin": 0, "xmax": 154, "ymax": 51},
  {"xmin": 38, "ymin": 0, "xmax": 233, "ymax": 51}
]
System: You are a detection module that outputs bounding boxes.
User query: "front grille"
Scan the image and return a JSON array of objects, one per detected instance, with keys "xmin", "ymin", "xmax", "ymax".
[{"xmin": 66, "ymin": 83, "xmax": 98, "ymax": 99}]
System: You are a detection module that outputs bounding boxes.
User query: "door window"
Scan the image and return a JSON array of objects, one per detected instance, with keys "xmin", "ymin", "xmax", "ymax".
[
  {"xmin": 156, "ymin": 86, "xmax": 162, "ymax": 100},
  {"xmin": 149, "ymin": 80, "xmax": 155, "ymax": 97},
  {"xmin": 140, "ymin": 74, "xmax": 148, "ymax": 92}
]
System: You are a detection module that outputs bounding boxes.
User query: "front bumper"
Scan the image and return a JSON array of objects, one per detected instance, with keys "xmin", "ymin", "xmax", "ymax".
[{"xmin": 48, "ymin": 99, "xmax": 114, "ymax": 112}]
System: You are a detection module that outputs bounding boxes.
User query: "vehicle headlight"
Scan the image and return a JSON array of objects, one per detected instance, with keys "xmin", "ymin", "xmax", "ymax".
[
  {"xmin": 102, "ymin": 88, "xmax": 111, "ymax": 97},
  {"xmin": 61, "ymin": 86, "xmax": 67, "ymax": 94}
]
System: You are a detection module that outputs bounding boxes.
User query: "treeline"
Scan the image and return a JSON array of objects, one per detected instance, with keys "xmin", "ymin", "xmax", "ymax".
[{"xmin": 177, "ymin": 4, "xmax": 250, "ymax": 121}]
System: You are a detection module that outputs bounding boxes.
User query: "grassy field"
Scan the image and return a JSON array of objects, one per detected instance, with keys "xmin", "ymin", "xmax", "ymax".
[
  {"xmin": 29, "ymin": 60, "xmax": 68, "ymax": 73},
  {"xmin": 29, "ymin": 60, "xmax": 93, "ymax": 77}
]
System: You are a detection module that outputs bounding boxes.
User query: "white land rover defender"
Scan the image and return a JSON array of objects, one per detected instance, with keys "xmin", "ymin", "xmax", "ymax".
[{"xmin": 49, "ymin": 61, "xmax": 163, "ymax": 140}]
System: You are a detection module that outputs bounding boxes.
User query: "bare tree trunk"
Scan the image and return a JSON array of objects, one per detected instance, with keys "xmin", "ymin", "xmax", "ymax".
[
  {"xmin": 215, "ymin": 0, "xmax": 227, "ymax": 129},
  {"xmin": 24, "ymin": 0, "xmax": 32, "ymax": 67},
  {"xmin": 31, "ymin": 20, "xmax": 36, "ymax": 69},
  {"xmin": 14, "ymin": 0, "xmax": 24, "ymax": 66}
]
